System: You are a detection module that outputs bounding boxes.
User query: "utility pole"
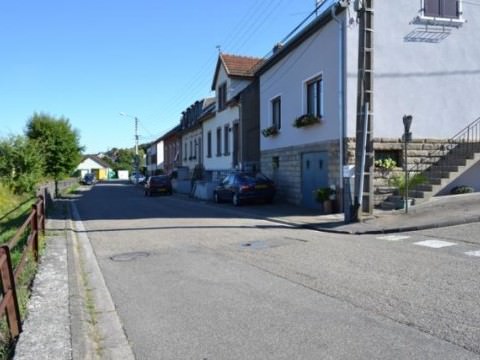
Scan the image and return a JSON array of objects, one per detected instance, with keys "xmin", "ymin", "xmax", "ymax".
[
  {"xmin": 352, "ymin": 0, "xmax": 374, "ymax": 222},
  {"xmin": 134, "ymin": 116, "xmax": 139, "ymax": 184}
]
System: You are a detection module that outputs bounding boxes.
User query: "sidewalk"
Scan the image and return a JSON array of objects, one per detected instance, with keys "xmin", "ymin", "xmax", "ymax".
[{"xmin": 231, "ymin": 192, "xmax": 480, "ymax": 235}]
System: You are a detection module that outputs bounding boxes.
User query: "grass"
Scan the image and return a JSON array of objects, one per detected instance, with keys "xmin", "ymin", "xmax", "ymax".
[{"xmin": 0, "ymin": 184, "xmax": 48, "ymax": 359}]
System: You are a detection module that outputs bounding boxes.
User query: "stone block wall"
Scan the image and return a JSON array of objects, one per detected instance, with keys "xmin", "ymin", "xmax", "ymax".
[{"xmin": 260, "ymin": 140, "xmax": 341, "ymax": 205}]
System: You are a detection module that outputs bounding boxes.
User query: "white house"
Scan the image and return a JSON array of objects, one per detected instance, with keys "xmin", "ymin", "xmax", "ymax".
[
  {"xmin": 257, "ymin": 0, "xmax": 480, "ymax": 210},
  {"xmin": 202, "ymin": 54, "xmax": 263, "ymax": 178},
  {"xmin": 146, "ymin": 138, "xmax": 164, "ymax": 175},
  {"xmin": 75, "ymin": 155, "xmax": 112, "ymax": 180}
]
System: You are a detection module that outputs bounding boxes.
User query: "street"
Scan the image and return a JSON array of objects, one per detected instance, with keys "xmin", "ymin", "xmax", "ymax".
[{"xmin": 73, "ymin": 182, "xmax": 480, "ymax": 359}]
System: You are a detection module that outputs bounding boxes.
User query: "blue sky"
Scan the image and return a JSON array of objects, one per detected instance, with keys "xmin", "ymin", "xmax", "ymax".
[{"xmin": 1, "ymin": 0, "xmax": 327, "ymax": 153}]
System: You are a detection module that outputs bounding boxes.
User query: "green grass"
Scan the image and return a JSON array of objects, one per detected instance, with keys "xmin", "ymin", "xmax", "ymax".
[{"xmin": 0, "ymin": 184, "xmax": 48, "ymax": 359}]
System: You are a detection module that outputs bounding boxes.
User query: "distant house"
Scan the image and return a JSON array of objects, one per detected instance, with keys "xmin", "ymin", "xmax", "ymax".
[
  {"xmin": 256, "ymin": 0, "xmax": 480, "ymax": 210},
  {"xmin": 202, "ymin": 53, "xmax": 263, "ymax": 178},
  {"xmin": 162, "ymin": 124, "xmax": 182, "ymax": 174},
  {"xmin": 146, "ymin": 138, "xmax": 164, "ymax": 175},
  {"xmin": 180, "ymin": 98, "xmax": 214, "ymax": 174},
  {"xmin": 76, "ymin": 155, "xmax": 112, "ymax": 180}
]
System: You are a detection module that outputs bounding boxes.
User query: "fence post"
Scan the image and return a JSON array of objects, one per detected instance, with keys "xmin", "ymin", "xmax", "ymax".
[
  {"xmin": 31, "ymin": 204, "xmax": 39, "ymax": 262},
  {"xmin": 38, "ymin": 195, "xmax": 46, "ymax": 235},
  {"xmin": 0, "ymin": 246, "xmax": 22, "ymax": 338}
]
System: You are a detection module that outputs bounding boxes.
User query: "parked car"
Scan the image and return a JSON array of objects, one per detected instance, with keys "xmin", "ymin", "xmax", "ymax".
[
  {"xmin": 130, "ymin": 172, "xmax": 146, "ymax": 184},
  {"xmin": 213, "ymin": 172, "xmax": 276, "ymax": 206},
  {"xmin": 144, "ymin": 175, "xmax": 173, "ymax": 196},
  {"xmin": 82, "ymin": 173, "xmax": 96, "ymax": 185}
]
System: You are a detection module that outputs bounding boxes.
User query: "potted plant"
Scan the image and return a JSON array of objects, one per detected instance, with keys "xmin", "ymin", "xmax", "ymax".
[
  {"xmin": 293, "ymin": 114, "xmax": 321, "ymax": 128},
  {"xmin": 388, "ymin": 173, "xmax": 427, "ymax": 209},
  {"xmin": 314, "ymin": 186, "xmax": 336, "ymax": 214},
  {"xmin": 261, "ymin": 125, "xmax": 279, "ymax": 137}
]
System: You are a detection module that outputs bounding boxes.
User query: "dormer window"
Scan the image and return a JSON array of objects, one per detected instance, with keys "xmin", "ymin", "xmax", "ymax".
[{"xmin": 218, "ymin": 82, "xmax": 227, "ymax": 112}]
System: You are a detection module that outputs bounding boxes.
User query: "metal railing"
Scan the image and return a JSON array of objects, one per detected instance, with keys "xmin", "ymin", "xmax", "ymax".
[
  {"xmin": 0, "ymin": 196, "xmax": 45, "ymax": 339},
  {"xmin": 410, "ymin": 117, "xmax": 480, "ymax": 183}
]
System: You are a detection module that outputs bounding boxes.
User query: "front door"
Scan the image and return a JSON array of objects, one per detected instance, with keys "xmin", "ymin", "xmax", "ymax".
[
  {"xmin": 232, "ymin": 123, "xmax": 239, "ymax": 168},
  {"xmin": 302, "ymin": 152, "xmax": 329, "ymax": 209}
]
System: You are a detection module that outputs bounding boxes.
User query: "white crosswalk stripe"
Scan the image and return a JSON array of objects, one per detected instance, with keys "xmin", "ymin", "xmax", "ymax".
[
  {"xmin": 414, "ymin": 240, "xmax": 457, "ymax": 249},
  {"xmin": 376, "ymin": 235, "xmax": 411, "ymax": 241},
  {"xmin": 465, "ymin": 250, "xmax": 480, "ymax": 257}
]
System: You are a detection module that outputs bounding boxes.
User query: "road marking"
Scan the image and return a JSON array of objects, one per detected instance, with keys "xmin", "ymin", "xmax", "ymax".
[
  {"xmin": 414, "ymin": 240, "xmax": 457, "ymax": 249},
  {"xmin": 376, "ymin": 235, "xmax": 411, "ymax": 241},
  {"xmin": 465, "ymin": 250, "xmax": 480, "ymax": 257}
]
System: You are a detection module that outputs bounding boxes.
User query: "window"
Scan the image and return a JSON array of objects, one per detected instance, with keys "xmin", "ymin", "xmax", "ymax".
[
  {"xmin": 150, "ymin": 154, "xmax": 157, "ymax": 165},
  {"xmin": 190, "ymin": 140, "xmax": 193, "ymax": 159},
  {"xmin": 306, "ymin": 76, "xmax": 323, "ymax": 118},
  {"xmin": 271, "ymin": 97, "xmax": 281, "ymax": 129},
  {"xmin": 424, "ymin": 0, "xmax": 459, "ymax": 19},
  {"xmin": 218, "ymin": 82, "xmax": 227, "ymax": 111},
  {"xmin": 216, "ymin": 127, "xmax": 222, "ymax": 156},
  {"xmin": 207, "ymin": 131, "xmax": 212, "ymax": 158},
  {"xmin": 184, "ymin": 143, "xmax": 187, "ymax": 161},
  {"xmin": 224, "ymin": 125, "xmax": 230, "ymax": 155}
]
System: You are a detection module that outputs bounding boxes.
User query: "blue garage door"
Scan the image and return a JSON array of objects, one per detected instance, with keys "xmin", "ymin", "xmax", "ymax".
[{"xmin": 302, "ymin": 152, "xmax": 329, "ymax": 209}]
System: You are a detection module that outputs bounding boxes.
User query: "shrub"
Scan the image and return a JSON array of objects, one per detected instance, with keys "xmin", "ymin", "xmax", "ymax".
[{"xmin": 450, "ymin": 185, "xmax": 474, "ymax": 194}]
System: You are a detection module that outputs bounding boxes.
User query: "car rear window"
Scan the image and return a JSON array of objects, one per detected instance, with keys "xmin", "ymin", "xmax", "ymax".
[{"xmin": 151, "ymin": 176, "xmax": 169, "ymax": 184}]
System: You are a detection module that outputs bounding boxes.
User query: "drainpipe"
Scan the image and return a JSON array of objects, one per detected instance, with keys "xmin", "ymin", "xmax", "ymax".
[{"xmin": 331, "ymin": 1, "xmax": 347, "ymax": 212}]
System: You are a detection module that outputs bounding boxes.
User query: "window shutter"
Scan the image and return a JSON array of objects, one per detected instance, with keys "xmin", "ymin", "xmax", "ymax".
[
  {"xmin": 442, "ymin": 0, "xmax": 458, "ymax": 18},
  {"xmin": 424, "ymin": 0, "xmax": 440, "ymax": 17}
]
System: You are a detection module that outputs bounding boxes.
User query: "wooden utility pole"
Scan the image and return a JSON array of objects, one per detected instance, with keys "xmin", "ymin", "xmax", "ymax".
[{"xmin": 353, "ymin": 0, "xmax": 374, "ymax": 221}]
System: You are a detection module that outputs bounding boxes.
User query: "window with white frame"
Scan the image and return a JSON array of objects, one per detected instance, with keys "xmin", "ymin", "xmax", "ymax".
[
  {"xmin": 271, "ymin": 96, "xmax": 281, "ymax": 130},
  {"xmin": 218, "ymin": 82, "xmax": 227, "ymax": 112},
  {"xmin": 216, "ymin": 127, "xmax": 222, "ymax": 156},
  {"xmin": 207, "ymin": 131, "xmax": 212, "ymax": 158},
  {"xmin": 306, "ymin": 76, "xmax": 323, "ymax": 118},
  {"xmin": 224, "ymin": 125, "xmax": 230, "ymax": 155},
  {"xmin": 423, "ymin": 0, "xmax": 460, "ymax": 19}
]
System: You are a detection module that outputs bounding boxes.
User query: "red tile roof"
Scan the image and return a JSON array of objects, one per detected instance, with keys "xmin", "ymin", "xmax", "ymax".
[
  {"xmin": 211, "ymin": 53, "xmax": 263, "ymax": 90},
  {"xmin": 220, "ymin": 53, "xmax": 263, "ymax": 77}
]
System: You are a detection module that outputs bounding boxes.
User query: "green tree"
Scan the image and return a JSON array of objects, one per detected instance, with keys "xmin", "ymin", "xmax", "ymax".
[
  {"xmin": 0, "ymin": 136, "xmax": 44, "ymax": 194},
  {"xmin": 25, "ymin": 113, "xmax": 83, "ymax": 195}
]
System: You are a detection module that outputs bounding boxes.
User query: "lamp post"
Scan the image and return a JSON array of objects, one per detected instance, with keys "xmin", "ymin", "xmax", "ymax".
[
  {"xmin": 402, "ymin": 115, "xmax": 412, "ymax": 214},
  {"xmin": 120, "ymin": 112, "xmax": 140, "ymax": 184}
]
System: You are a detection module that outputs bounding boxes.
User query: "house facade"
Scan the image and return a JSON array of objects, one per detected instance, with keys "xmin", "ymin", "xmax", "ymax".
[
  {"xmin": 75, "ymin": 155, "xmax": 112, "ymax": 180},
  {"xmin": 257, "ymin": 0, "xmax": 480, "ymax": 209},
  {"xmin": 145, "ymin": 138, "xmax": 164, "ymax": 175},
  {"xmin": 162, "ymin": 124, "xmax": 182, "ymax": 174},
  {"xmin": 202, "ymin": 53, "xmax": 262, "ymax": 178}
]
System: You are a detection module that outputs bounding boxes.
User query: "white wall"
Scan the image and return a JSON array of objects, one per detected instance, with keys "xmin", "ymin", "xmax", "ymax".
[
  {"xmin": 181, "ymin": 128, "xmax": 202, "ymax": 171},
  {"xmin": 259, "ymin": 20, "xmax": 341, "ymax": 152},
  {"xmin": 346, "ymin": 1, "xmax": 480, "ymax": 139}
]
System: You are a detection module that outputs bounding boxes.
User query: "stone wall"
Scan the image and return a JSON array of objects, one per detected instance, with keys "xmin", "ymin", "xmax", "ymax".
[
  {"xmin": 346, "ymin": 137, "xmax": 450, "ymax": 206},
  {"xmin": 260, "ymin": 140, "xmax": 341, "ymax": 205}
]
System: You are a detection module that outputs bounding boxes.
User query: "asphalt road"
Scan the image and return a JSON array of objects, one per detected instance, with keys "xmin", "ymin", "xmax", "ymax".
[{"xmin": 74, "ymin": 182, "xmax": 480, "ymax": 359}]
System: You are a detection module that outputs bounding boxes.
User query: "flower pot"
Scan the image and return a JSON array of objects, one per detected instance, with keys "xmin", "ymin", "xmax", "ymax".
[
  {"xmin": 394, "ymin": 197, "xmax": 414, "ymax": 210},
  {"xmin": 322, "ymin": 200, "xmax": 332, "ymax": 214}
]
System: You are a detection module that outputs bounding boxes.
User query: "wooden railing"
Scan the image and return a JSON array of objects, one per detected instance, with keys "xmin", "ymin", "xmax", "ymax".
[{"xmin": 0, "ymin": 196, "xmax": 45, "ymax": 339}]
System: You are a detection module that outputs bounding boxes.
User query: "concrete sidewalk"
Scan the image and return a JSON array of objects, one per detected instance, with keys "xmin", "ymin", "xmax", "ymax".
[{"xmin": 231, "ymin": 192, "xmax": 480, "ymax": 235}]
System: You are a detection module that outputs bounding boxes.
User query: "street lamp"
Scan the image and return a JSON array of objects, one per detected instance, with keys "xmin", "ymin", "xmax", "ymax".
[
  {"xmin": 402, "ymin": 115, "xmax": 413, "ymax": 213},
  {"xmin": 120, "ymin": 112, "xmax": 140, "ymax": 184}
]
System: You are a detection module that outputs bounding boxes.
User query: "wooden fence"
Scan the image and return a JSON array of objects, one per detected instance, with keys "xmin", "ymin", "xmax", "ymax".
[{"xmin": 0, "ymin": 196, "xmax": 45, "ymax": 338}]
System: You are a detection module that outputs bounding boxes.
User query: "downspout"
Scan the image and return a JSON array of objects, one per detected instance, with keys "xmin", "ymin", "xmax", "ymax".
[{"xmin": 331, "ymin": 1, "xmax": 347, "ymax": 212}]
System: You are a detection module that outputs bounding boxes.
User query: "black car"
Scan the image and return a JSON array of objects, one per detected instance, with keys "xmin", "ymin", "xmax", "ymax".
[
  {"xmin": 213, "ymin": 172, "xmax": 276, "ymax": 206},
  {"xmin": 82, "ymin": 173, "xmax": 96, "ymax": 185},
  {"xmin": 144, "ymin": 175, "xmax": 173, "ymax": 196}
]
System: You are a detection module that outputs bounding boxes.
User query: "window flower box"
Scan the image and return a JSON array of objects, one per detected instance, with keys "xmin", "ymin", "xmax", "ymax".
[
  {"xmin": 293, "ymin": 114, "xmax": 321, "ymax": 128},
  {"xmin": 261, "ymin": 125, "xmax": 279, "ymax": 138}
]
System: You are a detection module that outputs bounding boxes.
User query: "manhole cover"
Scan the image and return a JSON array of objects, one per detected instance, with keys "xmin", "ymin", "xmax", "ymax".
[{"xmin": 110, "ymin": 252, "xmax": 150, "ymax": 262}]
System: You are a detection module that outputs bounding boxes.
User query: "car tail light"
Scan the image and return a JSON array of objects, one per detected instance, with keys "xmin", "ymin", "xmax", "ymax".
[{"xmin": 239, "ymin": 185, "xmax": 253, "ymax": 192}]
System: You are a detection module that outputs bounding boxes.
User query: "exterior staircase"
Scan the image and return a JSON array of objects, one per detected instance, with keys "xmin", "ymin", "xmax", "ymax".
[{"xmin": 380, "ymin": 117, "xmax": 480, "ymax": 209}]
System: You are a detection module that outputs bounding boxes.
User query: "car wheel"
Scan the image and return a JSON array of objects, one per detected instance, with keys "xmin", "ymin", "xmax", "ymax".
[
  {"xmin": 232, "ymin": 193, "xmax": 241, "ymax": 206},
  {"xmin": 144, "ymin": 190, "xmax": 148, "ymax": 196},
  {"xmin": 214, "ymin": 192, "xmax": 221, "ymax": 203},
  {"xmin": 266, "ymin": 196, "xmax": 274, "ymax": 204}
]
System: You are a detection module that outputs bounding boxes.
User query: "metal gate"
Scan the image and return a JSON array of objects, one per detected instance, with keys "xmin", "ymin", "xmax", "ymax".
[{"xmin": 302, "ymin": 151, "xmax": 329, "ymax": 209}]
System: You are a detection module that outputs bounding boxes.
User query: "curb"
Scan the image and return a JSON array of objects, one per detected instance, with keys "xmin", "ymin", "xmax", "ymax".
[{"xmin": 69, "ymin": 202, "xmax": 135, "ymax": 360}]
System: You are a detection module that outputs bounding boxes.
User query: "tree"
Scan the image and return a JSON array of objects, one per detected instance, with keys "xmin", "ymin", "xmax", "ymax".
[
  {"xmin": 0, "ymin": 136, "xmax": 44, "ymax": 194},
  {"xmin": 25, "ymin": 113, "xmax": 83, "ymax": 195}
]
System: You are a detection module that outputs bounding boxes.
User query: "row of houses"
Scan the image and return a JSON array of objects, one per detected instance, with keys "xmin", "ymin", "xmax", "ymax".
[{"xmin": 146, "ymin": 0, "xmax": 480, "ymax": 211}]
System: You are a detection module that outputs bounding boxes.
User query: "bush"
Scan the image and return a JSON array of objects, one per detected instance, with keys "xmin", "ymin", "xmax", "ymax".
[{"xmin": 450, "ymin": 185, "xmax": 474, "ymax": 194}]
